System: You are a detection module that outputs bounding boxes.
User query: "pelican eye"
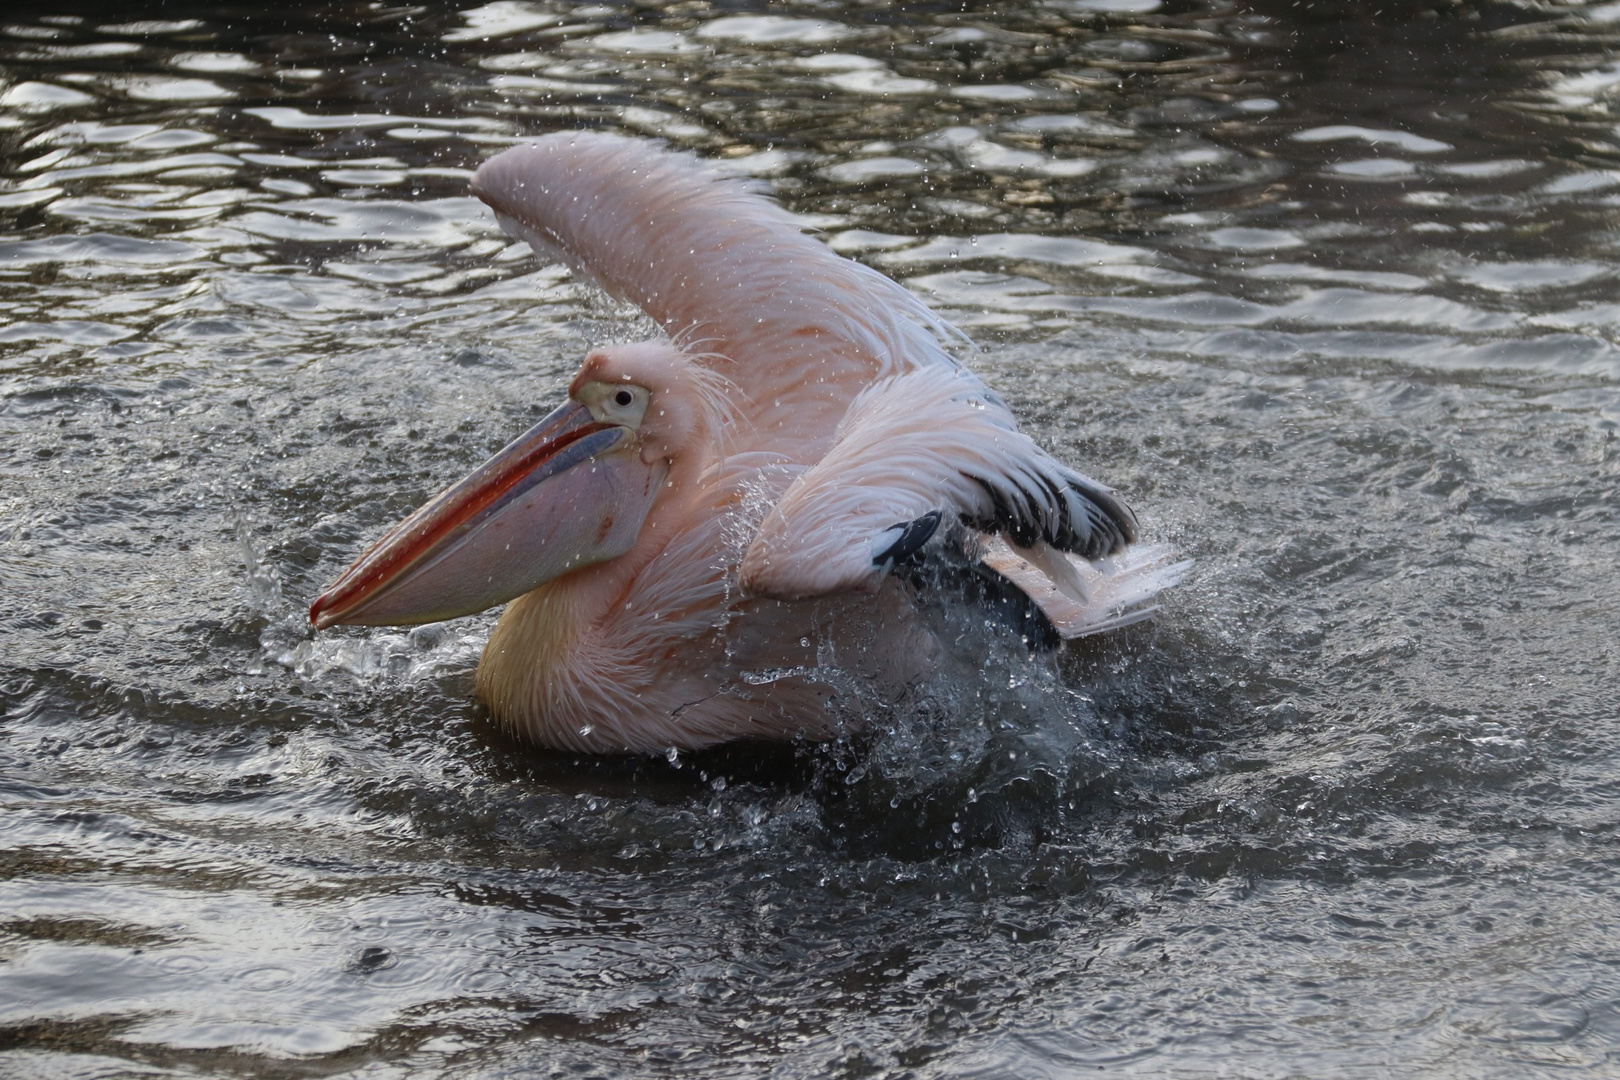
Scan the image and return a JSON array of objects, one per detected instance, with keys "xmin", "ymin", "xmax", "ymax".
[{"xmin": 579, "ymin": 380, "xmax": 651, "ymax": 428}]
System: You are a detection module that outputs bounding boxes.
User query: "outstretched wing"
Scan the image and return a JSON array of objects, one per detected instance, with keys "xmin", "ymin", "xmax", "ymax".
[
  {"xmin": 738, "ymin": 366, "xmax": 1138, "ymax": 601},
  {"xmin": 471, "ymin": 132, "xmax": 962, "ymax": 449}
]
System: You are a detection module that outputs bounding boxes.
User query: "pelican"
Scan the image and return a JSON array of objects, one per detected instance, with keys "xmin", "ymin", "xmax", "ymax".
[{"xmin": 310, "ymin": 132, "xmax": 1182, "ymax": 753}]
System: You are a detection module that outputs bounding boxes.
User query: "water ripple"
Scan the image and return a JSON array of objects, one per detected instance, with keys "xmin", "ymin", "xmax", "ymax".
[{"xmin": 4, "ymin": 2, "xmax": 1620, "ymax": 1077}]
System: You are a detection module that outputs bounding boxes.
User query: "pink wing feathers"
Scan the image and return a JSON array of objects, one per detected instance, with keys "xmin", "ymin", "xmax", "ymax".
[
  {"xmin": 738, "ymin": 364, "xmax": 1139, "ymax": 604},
  {"xmin": 471, "ymin": 132, "xmax": 962, "ymax": 454},
  {"xmin": 473, "ymin": 132, "xmax": 1163, "ymax": 634}
]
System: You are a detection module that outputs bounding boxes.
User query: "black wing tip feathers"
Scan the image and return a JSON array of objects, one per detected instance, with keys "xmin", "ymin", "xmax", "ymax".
[
  {"xmin": 873, "ymin": 510, "xmax": 943, "ymax": 565},
  {"xmin": 964, "ymin": 471, "xmax": 1138, "ymax": 562},
  {"xmin": 1070, "ymin": 474, "xmax": 1139, "ymax": 560}
]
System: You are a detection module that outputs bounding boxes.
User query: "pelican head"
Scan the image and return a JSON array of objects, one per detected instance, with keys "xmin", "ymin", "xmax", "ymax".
[{"xmin": 309, "ymin": 340, "xmax": 711, "ymax": 630}]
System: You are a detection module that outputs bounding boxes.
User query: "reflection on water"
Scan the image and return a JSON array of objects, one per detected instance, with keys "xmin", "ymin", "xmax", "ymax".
[{"xmin": 2, "ymin": 2, "xmax": 1619, "ymax": 1077}]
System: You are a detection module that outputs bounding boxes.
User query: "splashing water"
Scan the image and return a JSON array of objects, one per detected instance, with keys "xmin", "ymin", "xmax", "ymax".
[{"xmin": 3, "ymin": 2, "xmax": 1620, "ymax": 1077}]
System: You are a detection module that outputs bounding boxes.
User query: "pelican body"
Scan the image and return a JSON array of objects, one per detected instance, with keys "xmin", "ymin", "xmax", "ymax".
[{"xmin": 311, "ymin": 133, "xmax": 1181, "ymax": 753}]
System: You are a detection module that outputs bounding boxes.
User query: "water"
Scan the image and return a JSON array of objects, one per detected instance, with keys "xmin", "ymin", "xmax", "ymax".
[{"xmin": 2, "ymin": 1, "xmax": 1619, "ymax": 1076}]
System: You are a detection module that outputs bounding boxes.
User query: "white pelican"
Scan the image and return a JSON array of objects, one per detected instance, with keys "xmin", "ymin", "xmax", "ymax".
[{"xmin": 310, "ymin": 132, "xmax": 1181, "ymax": 753}]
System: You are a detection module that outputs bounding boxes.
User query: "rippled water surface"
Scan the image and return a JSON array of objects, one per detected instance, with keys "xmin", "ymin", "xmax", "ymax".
[{"xmin": 3, "ymin": 1, "xmax": 1620, "ymax": 1076}]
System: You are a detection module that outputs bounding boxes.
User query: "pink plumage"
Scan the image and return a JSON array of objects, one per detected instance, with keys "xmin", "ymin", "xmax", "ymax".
[{"xmin": 311, "ymin": 131, "xmax": 1185, "ymax": 753}]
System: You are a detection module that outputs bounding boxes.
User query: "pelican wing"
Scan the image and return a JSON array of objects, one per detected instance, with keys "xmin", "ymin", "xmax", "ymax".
[
  {"xmin": 981, "ymin": 539, "xmax": 1192, "ymax": 638},
  {"xmin": 738, "ymin": 366, "xmax": 1138, "ymax": 602},
  {"xmin": 471, "ymin": 133, "xmax": 961, "ymax": 448}
]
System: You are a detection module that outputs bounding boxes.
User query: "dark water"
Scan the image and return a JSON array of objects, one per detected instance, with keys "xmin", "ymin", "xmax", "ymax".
[{"xmin": 3, "ymin": 1, "xmax": 1619, "ymax": 1076}]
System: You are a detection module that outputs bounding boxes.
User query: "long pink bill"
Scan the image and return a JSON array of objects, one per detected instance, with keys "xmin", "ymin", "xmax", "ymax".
[{"xmin": 310, "ymin": 401, "xmax": 660, "ymax": 630}]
